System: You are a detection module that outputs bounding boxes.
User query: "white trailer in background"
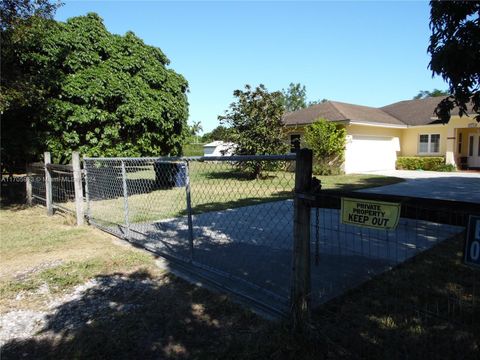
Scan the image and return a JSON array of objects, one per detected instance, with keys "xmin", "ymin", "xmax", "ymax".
[{"xmin": 203, "ymin": 141, "xmax": 236, "ymax": 157}]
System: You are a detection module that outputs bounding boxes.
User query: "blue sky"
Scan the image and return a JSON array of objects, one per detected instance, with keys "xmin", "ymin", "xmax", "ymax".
[{"xmin": 56, "ymin": 1, "xmax": 447, "ymax": 133}]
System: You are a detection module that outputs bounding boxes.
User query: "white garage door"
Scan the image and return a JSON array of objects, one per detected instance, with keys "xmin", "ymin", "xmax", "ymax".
[{"xmin": 344, "ymin": 135, "xmax": 399, "ymax": 173}]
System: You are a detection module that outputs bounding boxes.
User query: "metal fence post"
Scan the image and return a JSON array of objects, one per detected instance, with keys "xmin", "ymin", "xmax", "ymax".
[
  {"xmin": 26, "ymin": 163, "xmax": 33, "ymax": 206},
  {"xmin": 121, "ymin": 160, "xmax": 130, "ymax": 234},
  {"xmin": 291, "ymin": 148, "xmax": 313, "ymax": 330},
  {"xmin": 72, "ymin": 151, "xmax": 84, "ymax": 226},
  {"xmin": 83, "ymin": 160, "xmax": 91, "ymax": 222},
  {"xmin": 185, "ymin": 161, "xmax": 194, "ymax": 261},
  {"xmin": 44, "ymin": 152, "xmax": 53, "ymax": 216}
]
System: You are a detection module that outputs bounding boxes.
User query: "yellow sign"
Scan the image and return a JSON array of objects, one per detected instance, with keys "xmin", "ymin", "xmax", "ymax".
[{"xmin": 341, "ymin": 197, "xmax": 400, "ymax": 230}]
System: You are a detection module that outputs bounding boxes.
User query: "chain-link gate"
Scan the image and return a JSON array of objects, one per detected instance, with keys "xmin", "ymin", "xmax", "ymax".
[{"xmin": 84, "ymin": 155, "xmax": 296, "ymax": 314}]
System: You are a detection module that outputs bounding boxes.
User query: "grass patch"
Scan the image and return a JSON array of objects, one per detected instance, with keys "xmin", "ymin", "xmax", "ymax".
[{"xmin": 0, "ymin": 207, "xmax": 161, "ymax": 311}]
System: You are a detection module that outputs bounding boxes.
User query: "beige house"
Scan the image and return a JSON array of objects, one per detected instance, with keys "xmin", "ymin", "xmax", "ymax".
[{"xmin": 283, "ymin": 97, "xmax": 480, "ymax": 173}]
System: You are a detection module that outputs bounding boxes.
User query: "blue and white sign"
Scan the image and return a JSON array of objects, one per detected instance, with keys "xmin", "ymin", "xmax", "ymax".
[{"xmin": 464, "ymin": 215, "xmax": 480, "ymax": 268}]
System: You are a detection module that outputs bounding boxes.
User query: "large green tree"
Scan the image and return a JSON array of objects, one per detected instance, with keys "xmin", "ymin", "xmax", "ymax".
[
  {"xmin": 219, "ymin": 84, "xmax": 288, "ymax": 178},
  {"xmin": 1, "ymin": 1, "xmax": 61, "ymax": 173},
  {"xmin": 1, "ymin": 12, "xmax": 189, "ymax": 172},
  {"xmin": 428, "ymin": 0, "xmax": 480, "ymax": 121}
]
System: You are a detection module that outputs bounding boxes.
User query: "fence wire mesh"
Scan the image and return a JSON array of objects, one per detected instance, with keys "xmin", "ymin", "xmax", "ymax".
[
  {"xmin": 309, "ymin": 192, "xmax": 479, "ymax": 358},
  {"xmin": 27, "ymin": 162, "xmax": 82, "ymax": 215},
  {"xmin": 28, "ymin": 163, "xmax": 46, "ymax": 205},
  {"xmin": 50, "ymin": 164, "xmax": 77, "ymax": 214},
  {"xmin": 25, "ymin": 151, "xmax": 479, "ymax": 354},
  {"xmin": 84, "ymin": 156, "xmax": 296, "ymax": 310}
]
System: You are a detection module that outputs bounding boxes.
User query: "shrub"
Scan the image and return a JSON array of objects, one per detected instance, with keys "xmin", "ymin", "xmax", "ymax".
[
  {"xmin": 304, "ymin": 118, "xmax": 346, "ymax": 175},
  {"xmin": 396, "ymin": 157, "xmax": 455, "ymax": 171},
  {"xmin": 436, "ymin": 163, "xmax": 457, "ymax": 172}
]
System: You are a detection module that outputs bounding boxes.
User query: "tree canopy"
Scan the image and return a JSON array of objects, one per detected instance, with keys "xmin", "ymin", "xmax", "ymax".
[
  {"xmin": 201, "ymin": 125, "xmax": 233, "ymax": 143},
  {"xmin": 1, "ymin": 11, "xmax": 189, "ymax": 171},
  {"xmin": 219, "ymin": 84, "xmax": 288, "ymax": 177},
  {"xmin": 281, "ymin": 82, "xmax": 328, "ymax": 112},
  {"xmin": 428, "ymin": 0, "xmax": 480, "ymax": 121},
  {"xmin": 0, "ymin": 0, "xmax": 60, "ymax": 30},
  {"xmin": 282, "ymin": 83, "xmax": 307, "ymax": 112},
  {"xmin": 413, "ymin": 89, "xmax": 448, "ymax": 100}
]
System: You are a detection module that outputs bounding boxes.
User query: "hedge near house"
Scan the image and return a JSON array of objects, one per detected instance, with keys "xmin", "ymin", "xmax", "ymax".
[
  {"xmin": 396, "ymin": 157, "xmax": 455, "ymax": 172},
  {"xmin": 304, "ymin": 118, "xmax": 346, "ymax": 175}
]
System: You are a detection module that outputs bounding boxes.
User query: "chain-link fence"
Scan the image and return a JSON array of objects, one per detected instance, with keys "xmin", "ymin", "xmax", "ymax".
[
  {"xmin": 83, "ymin": 152, "xmax": 479, "ymax": 326},
  {"xmin": 305, "ymin": 190, "xmax": 479, "ymax": 357},
  {"xmin": 84, "ymin": 155, "xmax": 296, "ymax": 314},
  {"xmin": 309, "ymin": 194, "xmax": 466, "ymax": 306}
]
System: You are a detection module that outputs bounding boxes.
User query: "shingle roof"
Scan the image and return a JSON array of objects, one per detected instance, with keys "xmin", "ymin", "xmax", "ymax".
[
  {"xmin": 283, "ymin": 96, "xmax": 471, "ymax": 127},
  {"xmin": 283, "ymin": 102, "xmax": 346, "ymax": 125},
  {"xmin": 381, "ymin": 96, "xmax": 454, "ymax": 125},
  {"xmin": 330, "ymin": 101, "xmax": 404, "ymax": 125}
]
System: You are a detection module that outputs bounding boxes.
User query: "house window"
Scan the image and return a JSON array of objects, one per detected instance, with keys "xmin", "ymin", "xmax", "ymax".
[
  {"xmin": 290, "ymin": 134, "xmax": 301, "ymax": 152},
  {"xmin": 458, "ymin": 133, "xmax": 463, "ymax": 154},
  {"xmin": 419, "ymin": 134, "xmax": 440, "ymax": 154},
  {"xmin": 469, "ymin": 135, "xmax": 474, "ymax": 156}
]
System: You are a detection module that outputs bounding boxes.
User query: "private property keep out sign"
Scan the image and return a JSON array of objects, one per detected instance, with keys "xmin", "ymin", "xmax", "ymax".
[{"xmin": 341, "ymin": 197, "xmax": 401, "ymax": 230}]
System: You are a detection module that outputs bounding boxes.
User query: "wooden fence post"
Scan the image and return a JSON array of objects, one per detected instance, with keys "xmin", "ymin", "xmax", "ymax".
[
  {"xmin": 291, "ymin": 148, "xmax": 313, "ymax": 331},
  {"xmin": 72, "ymin": 151, "xmax": 84, "ymax": 226},
  {"xmin": 26, "ymin": 163, "xmax": 33, "ymax": 206},
  {"xmin": 44, "ymin": 152, "xmax": 53, "ymax": 216}
]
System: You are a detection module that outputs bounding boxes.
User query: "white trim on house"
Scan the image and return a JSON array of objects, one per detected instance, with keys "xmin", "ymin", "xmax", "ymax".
[
  {"xmin": 348, "ymin": 120, "xmax": 408, "ymax": 129},
  {"xmin": 407, "ymin": 123, "xmax": 448, "ymax": 129}
]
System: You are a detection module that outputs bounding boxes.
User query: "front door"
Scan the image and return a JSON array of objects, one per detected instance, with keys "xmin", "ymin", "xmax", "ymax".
[{"xmin": 467, "ymin": 135, "xmax": 480, "ymax": 168}]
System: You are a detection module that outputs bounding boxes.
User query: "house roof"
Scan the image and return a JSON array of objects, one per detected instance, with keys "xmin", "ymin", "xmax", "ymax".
[
  {"xmin": 381, "ymin": 96, "xmax": 453, "ymax": 125},
  {"xmin": 283, "ymin": 96, "xmax": 471, "ymax": 127}
]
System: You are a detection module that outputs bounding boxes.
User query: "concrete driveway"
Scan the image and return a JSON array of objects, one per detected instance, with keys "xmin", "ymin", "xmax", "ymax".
[{"xmin": 359, "ymin": 170, "xmax": 480, "ymax": 203}]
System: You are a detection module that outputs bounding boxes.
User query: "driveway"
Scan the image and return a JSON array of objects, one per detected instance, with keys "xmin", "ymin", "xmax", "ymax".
[{"xmin": 358, "ymin": 170, "xmax": 480, "ymax": 203}]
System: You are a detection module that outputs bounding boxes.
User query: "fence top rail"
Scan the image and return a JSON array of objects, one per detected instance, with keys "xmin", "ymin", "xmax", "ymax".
[
  {"xmin": 83, "ymin": 154, "xmax": 297, "ymax": 162},
  {"xmin": 46, "ymin": 163, "xmax": 73, "ymax": 172}
]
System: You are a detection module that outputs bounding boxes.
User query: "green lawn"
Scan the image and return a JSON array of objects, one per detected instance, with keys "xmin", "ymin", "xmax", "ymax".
[{"xmin": 83, "ymin": 162, "xmax": 404, "ymax": 225}]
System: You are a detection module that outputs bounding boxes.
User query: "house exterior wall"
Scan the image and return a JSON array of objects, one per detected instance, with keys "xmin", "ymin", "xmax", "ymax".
[
  {"xmin": 400, "ymin": 116, "xmax": 476, "ymax": 163},
  {"xmin": 400, "ymin": 125, "xmax": 449, "ymax": 156}
]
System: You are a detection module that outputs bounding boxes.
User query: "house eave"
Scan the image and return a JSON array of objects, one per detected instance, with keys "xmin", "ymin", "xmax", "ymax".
[
  {"xmin": 348, "ymin": 120, "xmax": 407, "ymax": 129},
  {"xmin": 284, "ymin": 119, "xmax": 351, "ymax": 127}
]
